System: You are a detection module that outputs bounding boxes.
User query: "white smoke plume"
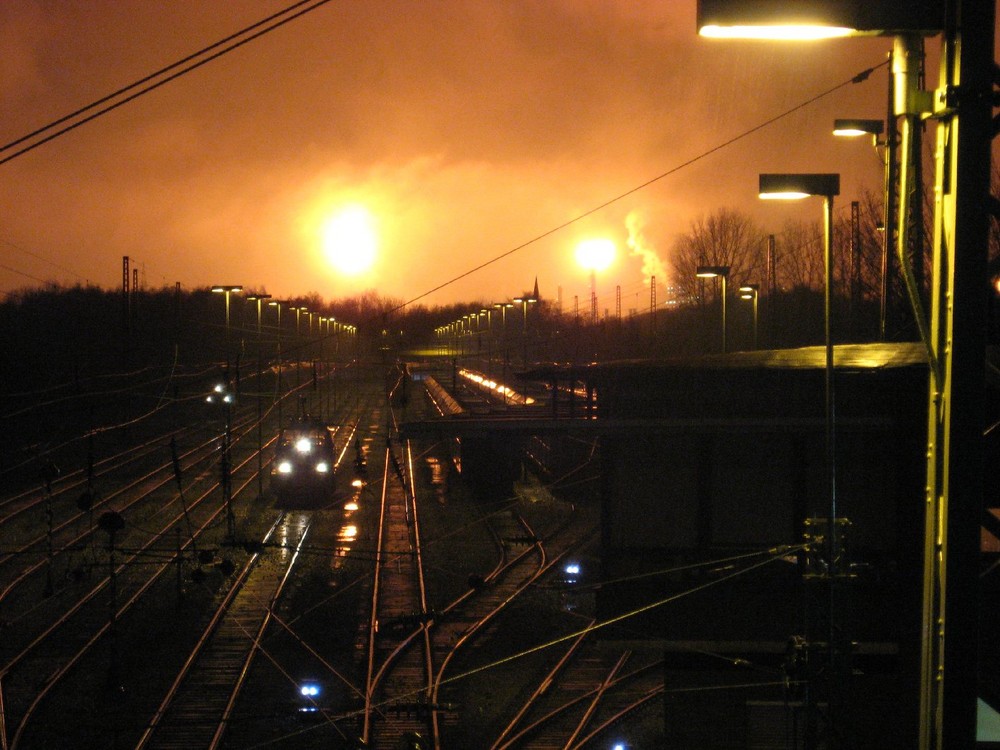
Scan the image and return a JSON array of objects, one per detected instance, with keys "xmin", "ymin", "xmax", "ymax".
[{"xmin": 625, "ymin": 209, "xmax": 667, "ymax": 286}]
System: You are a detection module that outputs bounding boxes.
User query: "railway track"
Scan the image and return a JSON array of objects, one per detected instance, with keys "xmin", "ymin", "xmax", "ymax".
[
  {"xmin": 1, "ymin": 361, "xmax": 663, "ymax": 748},
  {"xmin": 0, "ymin": 366, "xmax": 372, "ymax": 749},
  {"xmin": 363, "ymin": 436, "xmax": 434, "ymax": 749},
  {"xmin": 135, "ymin": 511, "xmax": 312, "ymax": 749}
]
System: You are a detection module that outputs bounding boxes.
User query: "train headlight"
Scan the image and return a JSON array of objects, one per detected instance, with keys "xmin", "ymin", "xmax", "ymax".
[
  {"xmin": 277, "ymin": 460, "xmax": 294, "ymax": 474},
  {"xmin": 299, "ymin": 682, "xmax": 321, "ymax": 698},
  {"xmin": 563, "ymin": 562, "xmax": 581, "ymax": 584},
  {"xmin": 314, "ymin": 461, "xmax": 330, "ymax": 473},
  {"xmin": 295, "ymin": 437, "xmax": 313, "ymax": 454}
]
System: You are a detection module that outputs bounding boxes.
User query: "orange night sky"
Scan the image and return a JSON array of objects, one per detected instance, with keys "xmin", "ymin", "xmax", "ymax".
[{"xmin": 0, "ymin": 1, "xmax": 978, "ymax": 311}]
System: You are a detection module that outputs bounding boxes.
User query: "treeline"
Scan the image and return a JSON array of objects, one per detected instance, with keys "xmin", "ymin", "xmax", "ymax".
[
  {"xmin": 0, "ymin": 282, "xmax": 518, "ymax": 393},
  {"xmin": 4, "ymin": 191, "xmax": 999, "ymax": 395}
]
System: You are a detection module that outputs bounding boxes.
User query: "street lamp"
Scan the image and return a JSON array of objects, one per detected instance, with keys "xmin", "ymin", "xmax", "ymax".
[
  {"xmin": 270, "ymin": 300, "xmax": 287, "ymax": 426},
  {"xmin": 739, "ymin": 283, "xmax": 760, "ymax": 350},
  {"xmin": 493, "ymin": 302, "xmax": 514, "ymax": 403},
  {"xmin": 834, "ymin": 116, "xmax": 895, "ymax": 341},
  {"xmin": 760, "ymin": 172, "xmax": 840, "ymax": 739},
  {"xmin": 832, "ymin": 118, "xmax": 884, "ymax": 140},
  {"xmin": 695, "ymin": 265, "xmax": 730, "ymax": 353},
  {"xmin": 696, "ymin": 0, "xmax": 942, "ymax": 39},
  {"xmin": 246, "ymin": 294, "xmax": 271, "ymax": 499},
  {"xmin": 211, "ymin": 285, "xmax": 243, "ymax": 367},
  {"xmin": 512, "ymin": 294, "xmax": 537, "ymax": 333},
  {"xmin": 759, "ymin": 173, "xmax": 839, "ymax": 456},
  {"xmin": 289, "ymin": 306, "xmax": 306, "ymax": 394},
  {"xmin": 492, "ymin": 302, "xmax": 513, "ymax": 335},
  {"xmin": 702, "ymin": 7, "xmax": 989, "ymax": 747},
  {"xmin": 513, "ymin": 294, "xmax": 537, "ymax": 365}
]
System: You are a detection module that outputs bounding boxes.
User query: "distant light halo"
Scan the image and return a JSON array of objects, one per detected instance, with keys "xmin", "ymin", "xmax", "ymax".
[
  {"xmin": 575, "ymin": 238, "xmax": 616, "ymax": 272},
  {"xmin": 320, "ymin": 204, "xmax": 377, "ymax": 275}
]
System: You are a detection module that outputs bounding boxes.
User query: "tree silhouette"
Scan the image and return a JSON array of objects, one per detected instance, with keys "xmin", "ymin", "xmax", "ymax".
[{"xmin": 670, "ymin": 208, "xmax": 769, "ymax": 302}]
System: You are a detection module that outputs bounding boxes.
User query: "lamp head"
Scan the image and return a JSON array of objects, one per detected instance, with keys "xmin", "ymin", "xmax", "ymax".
[
  {"xmin": 696, "ymin": 265, "xmax": 730, "ymax": 279},
  {"xmin": 833, "ymin": 118, "xmax": 884, "ymax": 138},
  {"xmin": 759, "ymin": 173, "xmax": 840, "ymax": 200},
  {"xmin": 697, "ymin": 0, "xmax": 943, "ymax": 39},
  {"xmin": 211, "ymin": 285, "xmax": 243, "ymax": 294}
]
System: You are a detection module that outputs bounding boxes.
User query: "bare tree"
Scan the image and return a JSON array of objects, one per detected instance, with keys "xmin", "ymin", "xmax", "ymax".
[
  {"xmin": 670, "ymin": 208, "xmax": 769, "ymax": 300},
  {"xmin": 773, "ymin": 219, "xmax": 825, "ymax": 292}
]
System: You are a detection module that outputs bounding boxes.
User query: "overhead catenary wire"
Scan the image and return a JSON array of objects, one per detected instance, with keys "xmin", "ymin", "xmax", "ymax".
[
  {"xmin": 0, "ymin": 0, "xmax": 335, "ymax": 166},
  {"xmin": 394, "ymin": 61, "xmax": 887, "ymax": 313}
]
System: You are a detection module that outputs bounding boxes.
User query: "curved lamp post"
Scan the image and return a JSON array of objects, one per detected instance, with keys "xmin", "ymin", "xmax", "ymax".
[{"xmin": 696, "ymin": 265, "xmax": 730, "ymax": 353}]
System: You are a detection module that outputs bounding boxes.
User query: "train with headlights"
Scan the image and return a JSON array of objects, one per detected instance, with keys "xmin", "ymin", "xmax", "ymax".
[{"xmin": 270, "ymin": 419, "xmax": 337, "ymax": 503}]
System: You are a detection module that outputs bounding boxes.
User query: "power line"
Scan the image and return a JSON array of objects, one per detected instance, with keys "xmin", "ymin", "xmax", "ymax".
[
  {"xmin": 0, "ymin": 238, "xmax": 89, "ymax": 282},
  {"xmin": 0, "ymin": 0, "xmax": 334, "ymax": 166},
  {"xmin": 394, "ymin": 61, "xmax": 887, "ymax": 314}
]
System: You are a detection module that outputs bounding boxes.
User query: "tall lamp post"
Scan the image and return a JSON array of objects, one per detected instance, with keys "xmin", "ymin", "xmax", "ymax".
[
  {"xmin": 211, "ymin": 285, "xmax": 243, "ymax": 369},
  {"xmin": 738, "ymin": 283, "xmax": 760, "ymax": 350},
  {"xmin": 695, "ymin": 265, "xmax": 730, "ymax": 353},
  {"xmin": 246, "ymin": 294, "xmax": 271, "ymax": 500},
  {"xmin": 701, "ymin": 5, "xmax": 993, "ymax": 748},
  {"xmin": 493, "ymin": 302, "xmax": 514, "ymax": 403},
  {"xmin": 210, "ymin": 285, "xmax": 242, "ymax": 542},
  {"xmin": 269, "ymin": 300, "xmax": 287, "ymax": 427},
  {"xmin": 289, "ymin": 306, "xmax": 306, "ymax": 397},
  {"xmin": 480, "ymin": 308, "xmax": 493, "ymax": 375},
  {"xmin": 834, "ymin": 117, "xmax": 894, "ymax": 340},
  {"xmin": 513, "ymin": 294, "xmax": 537, "ymax": 364},
  {"xmin": 760, "ymin": 171, "xmax": 840, "ymax": 743}
]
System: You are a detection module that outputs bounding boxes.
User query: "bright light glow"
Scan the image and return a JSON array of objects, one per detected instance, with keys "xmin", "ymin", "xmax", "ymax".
[
  {"xmin": 759, "ymin": 191, "xmax": 810, "ymax": 201},
  {"xmin": 277, "ymin": 460, "xmax": 293, "ymax": 474},
  {"xmin": 345, "ymin": 499, "xmax": 360, "ymax": 510},
  {"xmin": 458, "ymin": 368, "xmax": 535, "ymax": 405},
  {"xmin": 299, "ymin": 683, "xmax": 321, "ymax": 697},
  {"xmin": 320, "ymin": 205, "xmax": 377, "ymax": 275},
  {"xmin": 295, "ymin": 437, "xmax": 313, "ymax": 453},
  {"xmin": 338, "ymin": 524, "xmax": 358, "ymax": 541},
  {"xmin": 565, "ymin": 563, "xmax": 581, "ymax": 575},
  {"xmin": 350, "ymin": 479, "xmax": 364, "ymax": 489},
  {"xmin": 314, "ymin": 461, "xmax": 329, "ymax": 473},
  {"xmin": 575, "ymin": 238, "xmax": 616, "ymax": 272},
  {"xmin": 833, "ymin": 127, "xmax": 869, "ymax": 137},
  {"xmin": 700, "ymin": 24, "xmax": 853, "ymax": 40}
]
